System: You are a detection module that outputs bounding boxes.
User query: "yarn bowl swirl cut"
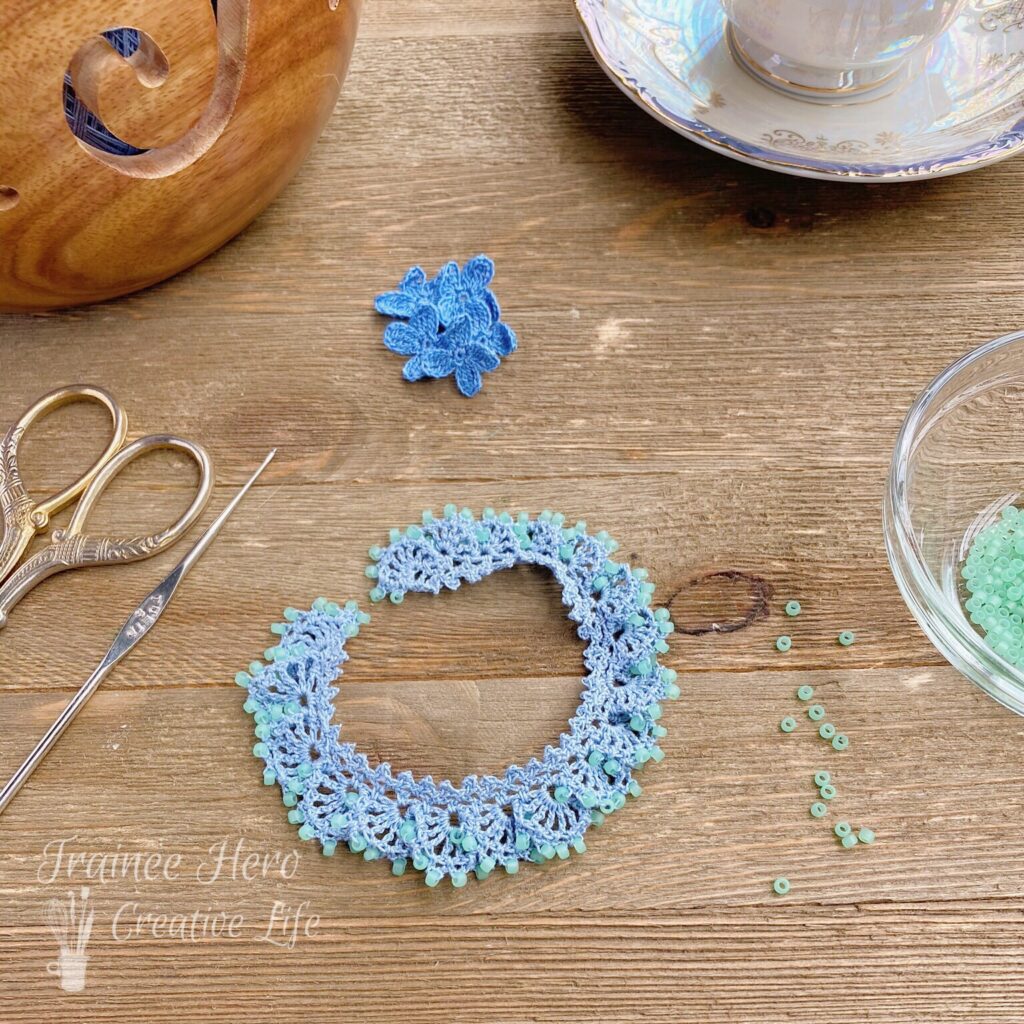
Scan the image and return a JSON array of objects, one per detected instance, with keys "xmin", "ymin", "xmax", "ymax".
[
  {"xmin": 0, "ymin": 0, "xmax": 361, "ymax": 312},
  {"xmin": 238, "ymin": 507, "xmax": 679, "ymax": 888}
]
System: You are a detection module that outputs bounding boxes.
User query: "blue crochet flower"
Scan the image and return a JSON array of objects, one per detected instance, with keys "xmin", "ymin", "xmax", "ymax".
[
  {"xmin": 423, "ymin": 316, "xmax": 501, "ymax": 398},
  {"xmin": 375, "ymin": 255, "xmax": 517, "ymax": 398}
]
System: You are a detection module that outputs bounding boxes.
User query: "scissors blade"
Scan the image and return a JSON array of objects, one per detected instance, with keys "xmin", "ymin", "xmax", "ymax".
[{"xmin": 0, "ymin": 449, "xmax": 277, "ymax": 818}]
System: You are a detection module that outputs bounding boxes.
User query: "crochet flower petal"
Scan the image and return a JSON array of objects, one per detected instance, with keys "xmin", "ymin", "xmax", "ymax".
[
  {"xmin": 455, "ymin": 365, "xmax": 483, "ymax": 398},
  {"xmin": 467, "ymin": 342, "xmax": 500, "ymax": 373},
  {"xmin": 408, "ymin": 304, "xmax": 440, "ymax": 337},
  {"xmin": 443, "ymin": 315, "xmax": 474, "ymax": 350},
  {"xmin": 463, "ymin": 298, "xmax": 493, "ymax": 337},
  {"xmin": 484, "ymin": 289, "xmax": 501, "ymax": 323},
  {"xmin": 403, "ymin": 354, "xmax": 429, "ymax": 382},
  {"xmin": 375, "ymin": 291, "xmax": 419, "ymax": 318},
  {"xmin": 463, "ymin": 254, "xmax": 495, "ymax": 290},
  {"xmin": 400, "ymin": 266, "xmax": 428, "ymax": 292},
  {"xmin": 488, "ymin": 321, "xmax": 517, "ymax": 357},
  {"xmin": 422, "ymin": 346, "xmax": 456, "ymax": 378},
  {"xmin": 432, "ymin": 261, "xmax": 460, "ymax": 300},
  {"xmin": 383, "ymin": 321, "xmax": 425, "ymax": 357}
]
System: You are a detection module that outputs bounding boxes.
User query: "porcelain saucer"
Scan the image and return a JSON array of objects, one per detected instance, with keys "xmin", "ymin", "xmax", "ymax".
[{"xmin": 575, "ymin": 0, "xmax": 1024, "ymax": 181}]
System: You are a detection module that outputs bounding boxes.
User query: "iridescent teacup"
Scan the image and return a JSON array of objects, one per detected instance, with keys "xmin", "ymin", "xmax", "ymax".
[{"xmin": 722, "ymin": 0, "xmax": 967, "ymax": 98}]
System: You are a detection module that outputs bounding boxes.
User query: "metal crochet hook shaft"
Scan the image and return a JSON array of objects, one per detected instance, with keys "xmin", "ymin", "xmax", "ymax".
[{"xmin": 0, "ymin": 449, "xmax": 277, "ymax": 818}]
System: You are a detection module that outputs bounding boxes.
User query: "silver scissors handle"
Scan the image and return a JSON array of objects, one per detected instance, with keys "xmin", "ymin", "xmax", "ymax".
[
  {"xmin": 0, "ymin": 435, "xmax": 213, "ymax": 629},
  {"xmin": 0, "ymin": 385, "xmax": 128, "ymax": 585}
]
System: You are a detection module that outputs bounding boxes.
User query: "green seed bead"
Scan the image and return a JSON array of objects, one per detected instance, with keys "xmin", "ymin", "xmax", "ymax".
[
  {"xmin": 772, "ymin": 877, "xmax": 791, "ymax": 896},
  {"xmin": 284, "ymin": 607, "xmax": 299, "ymax": 622},
  {"xmin": 838, "ymin": 630, "xmax": 856, "ymax": 647},
  {"xmin": 776, "ymin": 635, "xmax": 792, "ymax": 652},
  {"xmin": 603, "ymin": 757, "xmax": 621, "ymax": 776},
  {"xmin": 365, "ymin": 565, "xmax": 379, "ymax": 579},
  {"xmin": 819, "ymin": 784, "xmax": 837, "ymax": 800},
  {"xmin": 298, "ymin": 824, "xmax": 315, "ymax": 841},
  {"xmin": 321, "ymin": 840, "xmax": 337, "ymax": 857},
  {"xmin": 476, "ymin": 857, "xmax": 496, "ymax": 880},
  {"xmin": 780, "ymin": 716, "xmax": 798, "ymax": 733},
  {"xmin": 424, "ymin": 869, "xmax": 442, "ymax": 888},
  {"xmin": 348, "ymin": 835, "xmax": 367, "ymax": 854},
  {"xmin": 392, "ymin": 858, "xmax": 407, "ymax": 876},
  {"xmin": 389, "ymin": 591, "xmax": 405, "ymax": 605},
  {"xmin": 555, "ymin": 843, "xmax": 570, "ymax": 860},
  {"xmin": 389, "ymin": 528, "xmax": 401, "ymax": 543},
  {"xmin": 810, "ymin": 801, "xmax": 828, "ymax": 818},
  {"xmin": 399, "ymin": 821, "xmax": 416, "ymax": 843},
  {"xmin": 590, "ymin": 810, "xmax": 605, "ymax": 826},
  {"xmin": 514, "ymin": 833, "xmax": 530, "ymax": 853},
  {"xmin": 413, "ymin": 852, "xmax": 429, "ymax": 871},
  {"xmin": 553, "ymin": 786, "xmax": 570, "ymax": 804},
  {"xmin": 369, "ymin": 587, "xmax": 385, "ymax": 603},
  {"xmin": 368, "ymin": 545, "xmax": 383, "ymax": 561},
  {"xmin": 263, "ymin": 769, "xmax": 276, "ymax": 786},
  {"xmin": 504, "ymin": 859, "xmax": 519, "ymax": 874},
  {"xmin": 841, "ymin": 833, "xmax": 858, "ymax": 849},
  {"xmin": 572, "ymin": 836, "xmax": 586, "ymax": 854},
  {"xmin": 451, "ymin": 871, "xmax": 468, "ymax": 888},
  {"xmin": 796, "ymin": 685, "xmax": 814, "ymax": 701},
  {"xmin": 857, "ymin": 827, "xmax": 876, "ymax": 845},
  {"xmin": 834, "ymin": 821, "xmax": 852, "ymax": 838},
  {"xmin": 807, "ymin": 704, "xmax": 826, "ymax": 722},
  {"xmin": 650, "ymin": 745, "xmax": 665, "ymax": 762},
  {"xmin": 461, "ymin": 835, "xmax": 479, "ymax": 853},
  {"xmin": 785, "ymin": 600, "xmax": 801, "ymax": 617},
  {"xmin": 831, "ymin": 733, "xmax": 849, "ymax": 751},
  {"xmin": 813, "ymin": 770, "xmax": 831, "ymax": 787},
  {"xmin": 819, "ymin": 722, "xmax": 837, "ymax": 740},
  {"xmin": 330, "ymin": 813, "xmax": 349, "ymax": 830}
]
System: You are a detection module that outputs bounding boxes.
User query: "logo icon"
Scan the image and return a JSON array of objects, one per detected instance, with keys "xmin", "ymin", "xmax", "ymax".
[{"xmin": 45, "ymin": 887, "xmax": 94, "ymax": 993}]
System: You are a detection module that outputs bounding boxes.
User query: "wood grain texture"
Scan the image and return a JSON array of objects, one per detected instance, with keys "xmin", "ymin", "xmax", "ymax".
[{"xmin": 2, "ymin": 1, "xmax": 1024, "ymax": 1020}]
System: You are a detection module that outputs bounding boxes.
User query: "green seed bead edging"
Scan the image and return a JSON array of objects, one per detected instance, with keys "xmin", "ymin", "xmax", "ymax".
[{"xmin": 239, "ymin": 509, "xmax": 672, "ymax": 889}]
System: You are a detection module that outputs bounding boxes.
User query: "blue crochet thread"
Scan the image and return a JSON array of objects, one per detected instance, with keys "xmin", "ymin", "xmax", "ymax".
[
  {"xmin": 376, "ymin": 256, "xmax": 518, "ymax": 398},
  {"xmin": 239, "ymin": 507, "xmax": 678, "ymax": 888},
  {"xmin": 63, "ymin": 1, "xmax": 219, "ymax": 155}
]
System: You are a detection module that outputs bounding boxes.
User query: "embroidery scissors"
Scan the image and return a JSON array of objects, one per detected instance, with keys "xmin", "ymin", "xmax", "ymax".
[{"xmin": 0, "ymin": 384, "xmax": 213, "ymax": 628}]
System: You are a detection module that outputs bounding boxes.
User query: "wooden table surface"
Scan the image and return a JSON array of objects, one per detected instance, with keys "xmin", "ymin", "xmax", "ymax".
[{"xmin": 4, "ymin": 3, "xmax": 1024, "ymax": 1021}]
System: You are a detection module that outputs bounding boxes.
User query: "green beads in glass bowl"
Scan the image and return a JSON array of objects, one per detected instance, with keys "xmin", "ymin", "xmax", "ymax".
[{"xmin": 962, "ymin": 505, "xmax": 1024, "ymax": 668}]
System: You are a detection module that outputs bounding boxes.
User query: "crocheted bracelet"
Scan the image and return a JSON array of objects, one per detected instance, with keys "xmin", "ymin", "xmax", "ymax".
[{"xmin": 237, "ymin": 507, "xmax": 678, "ymax": 888}]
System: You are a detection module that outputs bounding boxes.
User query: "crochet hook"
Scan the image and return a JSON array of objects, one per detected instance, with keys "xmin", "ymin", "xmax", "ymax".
[{"xmin": 0, "ymin": 449, "xmax": 277, "ymax": 818}]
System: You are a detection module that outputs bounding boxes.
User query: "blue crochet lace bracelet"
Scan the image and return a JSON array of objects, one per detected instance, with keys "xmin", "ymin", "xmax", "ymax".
[{"xmin": 236, "ymin": 507, "xmax": 678, "ymax": 888}]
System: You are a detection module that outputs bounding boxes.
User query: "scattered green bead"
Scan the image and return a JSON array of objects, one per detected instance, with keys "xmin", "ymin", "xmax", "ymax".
[
  {"xmin": 796, "ymin": 685, "xmax": 814, "ymax": 701},
  {"xmin": 834, "ymin": 821, "xmax": 852, "ymax": 838},
  {"xmin": 838, "ymin": 630, "xmax": 856, "ymax": 647},
  {"xmin": 813, "ymin": 770, "xmax": 831, "ymax": 787},
  {"xmin": 819, "ymin": 784, "xmax": 837, "ymax": 800},
  {"xmin": 841, "ymin": 833, "xmax": 858, "ymax": 849},
  {"xmin": 810, "ymin": 802, "xmax": 828, "ymax": 818},
  {"xmin": 779, "ymin": 716, "xmax": 798, "ymax": 733},
  {"xmin": 772, "ymin": 877, "xmax": 791, "ymax": 896},
  {"xmin": 832, "ymin": 733, "xmax": 850, "ymax": 751},
  {"xmin": 807, "ymin": 704, "xmax": 825, "ymax": 721},
  {"xmin": 857, "ymin": 827, "xmax": 876, "ymax": 845},
  {"xmin": 819, "ymin": 722, "xmax": 837, "ymax": 740},
  {"xmin": 785, "ymin": 600, "xmax": 801, "ymax": 617},
  {"xmin": 775, "ymin": 635, "xmax": 792, "ymax": 652}
]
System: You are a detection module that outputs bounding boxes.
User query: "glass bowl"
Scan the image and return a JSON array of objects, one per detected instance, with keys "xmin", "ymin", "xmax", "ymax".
[{"xmin": 885, "ymin": 329, "xmax": 1024, "ymax": 716}]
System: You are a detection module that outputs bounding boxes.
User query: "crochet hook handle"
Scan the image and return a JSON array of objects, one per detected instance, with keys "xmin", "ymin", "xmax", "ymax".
[{"xmin": 0, "ymin": 449, "xmax": 277, "ymax": 818}]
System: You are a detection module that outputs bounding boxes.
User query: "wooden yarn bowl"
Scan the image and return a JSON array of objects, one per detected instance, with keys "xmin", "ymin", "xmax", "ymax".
[{"xmin": 0, "ymin": 0, "xmax": 360, "ymax": 312}]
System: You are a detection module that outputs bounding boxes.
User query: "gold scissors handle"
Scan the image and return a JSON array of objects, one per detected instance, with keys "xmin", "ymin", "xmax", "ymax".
[
  {"xmin": 0, "ymin": 385, "xmax": 128, "ymax": 585},
  {"xmin": 0, "ymin": 435, "xmax": 213, "ymax": 629}
]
